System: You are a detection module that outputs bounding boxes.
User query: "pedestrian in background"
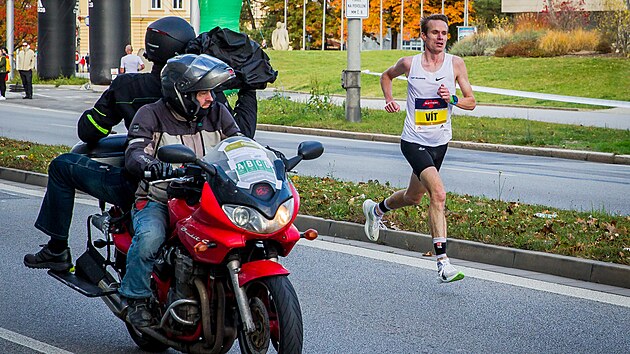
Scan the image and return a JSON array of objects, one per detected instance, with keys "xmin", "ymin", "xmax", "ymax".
[
  {"xmin": 0, "ymin": 47, "xmax": 8, "ymax": 100},
  {"xmin": 363, "ymin": 14, "xmax": 476, "ymax": 283},
  {"xmin": 79, "ymin": 56, "xmax": 86, "ymax": 72},
  {"xmin": 17, "ymin": 42, "xmax": 35, "ymax": 99},
  {"xmin": 85, "ymin": 53, "xmax": 90, "ymax": 72},
  {"xmin": 120, "ymin": 44, "xmax": 144, "ymax": 74}
]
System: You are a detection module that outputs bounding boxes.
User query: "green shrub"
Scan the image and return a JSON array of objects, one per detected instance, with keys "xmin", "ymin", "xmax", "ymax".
[{"xmin": 450, "ymin": 28, "xmax": 512, "ymax": 56}]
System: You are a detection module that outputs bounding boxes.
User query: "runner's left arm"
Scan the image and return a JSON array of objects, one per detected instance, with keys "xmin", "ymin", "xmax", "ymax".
[{"xmin": 453, "ymin": 56, "xmax": 476, "ymax": 111}]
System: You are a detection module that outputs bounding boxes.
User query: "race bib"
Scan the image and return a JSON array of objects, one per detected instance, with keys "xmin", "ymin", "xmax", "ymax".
[{"xmin": 414, "ymin": 98, "xmax": 448, "ymax": 129}]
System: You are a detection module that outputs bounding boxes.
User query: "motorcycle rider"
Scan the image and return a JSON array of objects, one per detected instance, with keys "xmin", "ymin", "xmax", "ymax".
[
  {"xmin": 120, "ymin": 54, "xmax": 240, "ymax": 327},
  {"xmin": 24, "ymin": 17, "xmax": 197, "ymax": 271}
]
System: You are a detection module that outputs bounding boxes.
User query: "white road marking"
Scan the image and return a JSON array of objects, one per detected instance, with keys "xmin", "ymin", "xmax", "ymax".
[
  {"xmin": 442, "ymin": 166, "xmax": 516, "ymax": 176},
  {"xmin": 0, "ymin": 102, "xmax": 81, "ymax": 115},
  {"xmin": 301, "ymin": 239, "xmax": 630, "ymax": 308},
  {"xmin": 0, "ymin": 327, "xmax": 74, "ymax": 354},
  {"xmin": 0, "ymin": 182, "xmax": 98, "ymax": 206},
  {"xmin": 48, "ymin": 124, "xmax": 76, "ymax": 128}
]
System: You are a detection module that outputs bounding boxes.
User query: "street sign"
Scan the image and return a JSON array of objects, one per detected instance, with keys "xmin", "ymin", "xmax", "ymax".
[
  {"xmin": 346, "ymin": 0, "xmax": 369, "ymax": 19},
  {"xmin": 457, "ymin": 26, "xmax": 477, "ymax": 41}
]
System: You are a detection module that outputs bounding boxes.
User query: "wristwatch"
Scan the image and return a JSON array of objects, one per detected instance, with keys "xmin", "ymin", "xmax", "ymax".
[{"xmin": 450, "ymin": 95, "xmax": 459, "ymax": 105}]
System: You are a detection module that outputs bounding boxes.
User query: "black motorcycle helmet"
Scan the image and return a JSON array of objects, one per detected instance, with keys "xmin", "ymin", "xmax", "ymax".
[
  {"xmin": 161, "ymin": 54, "xmax": 235, "ymax": 120},
  {"xmin": 145, "ymin": 17, "xmax": 196, "ymax": 64}
]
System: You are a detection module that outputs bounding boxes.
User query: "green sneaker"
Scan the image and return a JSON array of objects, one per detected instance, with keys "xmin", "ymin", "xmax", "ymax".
[{"xmin": 437, "ymin": 259, "xmax": 465, "ymax": 283}]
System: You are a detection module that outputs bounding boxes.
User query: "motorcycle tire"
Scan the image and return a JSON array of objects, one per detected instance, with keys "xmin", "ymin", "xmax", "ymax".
[
  {"xmin": 240, "ymin": 276, "xmax": 303, "ymax": 354},
  {"xmin": 125, "ymin": 323, "xmax": 170, "ymax": 352}
]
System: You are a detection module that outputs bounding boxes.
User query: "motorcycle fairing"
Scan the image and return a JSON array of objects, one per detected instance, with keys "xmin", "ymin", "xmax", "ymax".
[
  {"xmin": 237, "ymin": 260, "xmax": 289, "ymax": 287},
  {"xmin": 173, "ymin": 183, "xmax": 300, "ymax": 263}
]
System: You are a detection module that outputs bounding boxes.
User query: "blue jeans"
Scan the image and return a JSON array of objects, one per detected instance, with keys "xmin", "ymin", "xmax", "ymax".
[
  {"xmin": 34, "ymin": 153, "xmax": 137, "ymax": 241},
  {"xmin": 119, "ymin": 200, "xmax": 169, "ymax": 299}
]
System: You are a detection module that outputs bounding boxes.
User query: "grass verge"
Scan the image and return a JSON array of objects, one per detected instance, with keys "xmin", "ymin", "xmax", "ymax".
[
  {"xmin": 0, "ymin": 136, "xmax": 627, "ymax": 265},
  {"xmin": 257, "ymin": 95, "xmax": 630, "ymax": 155},
  {"xmin": 266, "ymin": 51, "xmax": 630, "ymax": 109}
]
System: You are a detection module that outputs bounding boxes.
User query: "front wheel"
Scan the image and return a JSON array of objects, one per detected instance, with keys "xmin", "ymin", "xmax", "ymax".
[{"xmin": 238, "ymin": 276, "xmax": 303, "ymax": 354}]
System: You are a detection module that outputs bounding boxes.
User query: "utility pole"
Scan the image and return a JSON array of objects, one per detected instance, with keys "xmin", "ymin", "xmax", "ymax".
[{"xmin": 343, "ymin": 0, "xmax": 368, "ymax": 122}]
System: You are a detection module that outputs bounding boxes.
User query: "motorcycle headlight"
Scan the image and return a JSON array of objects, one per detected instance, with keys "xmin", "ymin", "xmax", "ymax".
[{"xmin": 222, "ymin": 198, "xmax": 294, "ymax": 234}]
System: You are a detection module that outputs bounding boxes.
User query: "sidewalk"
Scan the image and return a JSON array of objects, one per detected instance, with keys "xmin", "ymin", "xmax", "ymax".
[{"xmin": 1, "ymin": 165, "xmax": 628, "ymax": 293}]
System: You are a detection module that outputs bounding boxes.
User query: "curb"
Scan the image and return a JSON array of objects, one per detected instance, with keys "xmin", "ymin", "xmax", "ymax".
[
  {"xmin": 294, "ymin": 215, "xmax": 630, "ymax": 289},
  {"xmin": 1, "ymin": 166, "xmax": 628, "ymax": 289},
  {"xmin": 257, "ymin": 124, "xmax": 630, "ymax": 165}
]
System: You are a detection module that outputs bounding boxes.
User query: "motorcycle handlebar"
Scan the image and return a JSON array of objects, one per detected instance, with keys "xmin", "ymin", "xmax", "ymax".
[{"xmin": 143, "ymin": 166, "xmax": 187, "ymax": 180}]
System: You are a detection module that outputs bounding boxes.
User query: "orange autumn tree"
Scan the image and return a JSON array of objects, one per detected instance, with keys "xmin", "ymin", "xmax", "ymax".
[
  {"xmin": 331, "ymin": 0, "xmax": 472, "ymax": 48},
  {"xmin": 0, "ymin": 0, "xmax": 38, "ymax": 49}
]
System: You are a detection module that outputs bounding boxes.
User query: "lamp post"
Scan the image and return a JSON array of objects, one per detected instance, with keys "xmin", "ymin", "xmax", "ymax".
[
  {"xmin": 464, "ymin": 0, "xmax": 469, "ymax": 26},
  {"xmin": 340, "ymin": 0, "xmax": 344, "ymax": 51},
  {"xmin": 379, "ymin": 0, "xmax": 383, "ymax": 50},
  {"xmin": 400, "ymin": 0, "xmax": 404, "ymax": 50},
  {"xmin": 285, "ymin": 0, "xmax": 288, "ymax": 27},
  {"xmin": 302, "ymin": 0, "xmax": 306, "ymax": 50},
  {"xmin": 322, "ymin": 0, "xmax": 326, "ymax": 50}
]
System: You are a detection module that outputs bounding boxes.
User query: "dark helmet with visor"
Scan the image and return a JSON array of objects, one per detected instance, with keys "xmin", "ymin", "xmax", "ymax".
[
  {"xmin": 161, "ymin": 54, "xmax": 235, "ymax": 120},
  {"xmin": 145, "ymin": 16, "xmax": 196, "ymax": 64}
]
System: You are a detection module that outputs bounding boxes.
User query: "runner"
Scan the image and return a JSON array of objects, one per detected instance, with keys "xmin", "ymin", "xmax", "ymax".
[{"xmin": 363, "ymin": 14, "xmax": 476, "ymax": 283}]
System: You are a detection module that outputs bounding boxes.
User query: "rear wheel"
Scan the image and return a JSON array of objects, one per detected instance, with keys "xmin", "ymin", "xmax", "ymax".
[
  {"xmin": 125, "ymin": 323, "xmax": 170, "ymax": 352},
  {"xmin": 239, "ymin": 276, "xmax": 303, "ymax": 354}
]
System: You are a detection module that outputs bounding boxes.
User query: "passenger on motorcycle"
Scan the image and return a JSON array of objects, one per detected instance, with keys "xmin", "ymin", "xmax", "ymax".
[
  {"xmin": 119, "ymin": 54, "xmax": 240, "ymax": 327},
  {"xmin": 24, "ymin": 17, "xmax": 197, "ymax": 272},
  {"xmin": 24, "ymin": 17, "xmax": 260, "ymax": 273}
]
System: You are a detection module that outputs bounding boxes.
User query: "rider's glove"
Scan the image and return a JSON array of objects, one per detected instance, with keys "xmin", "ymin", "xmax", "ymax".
[{"xmin": 145, "ymin": 161, "xmax": 174, "ymax": 180}]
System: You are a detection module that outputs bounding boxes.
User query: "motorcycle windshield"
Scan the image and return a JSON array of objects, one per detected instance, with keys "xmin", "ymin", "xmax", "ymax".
[{"xmin": 203, "ymin": 136, "xmax": 283, "ymax": 191}]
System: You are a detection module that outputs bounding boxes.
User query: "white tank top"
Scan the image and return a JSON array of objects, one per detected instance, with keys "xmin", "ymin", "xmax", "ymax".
[{"xmin": 401, "ymin": 53, "xmax": 455, "ymax": 146}]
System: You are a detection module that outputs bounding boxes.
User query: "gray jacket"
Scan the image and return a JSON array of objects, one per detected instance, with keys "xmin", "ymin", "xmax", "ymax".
[{"xmin": 125, "ymin": 98, "xmax": 240, "ymax": 203}]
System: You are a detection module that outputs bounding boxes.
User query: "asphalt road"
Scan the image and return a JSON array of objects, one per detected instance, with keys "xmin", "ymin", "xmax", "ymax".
[
  {"xmin": 1, "ymin": 181, "xmax": 629, "ymax": 354},
  {"xmin": 1, "ymin": 91, "xmax": 629, "ymax": 215},
  {"xmin": 258, "ymin": 133, "xmax": 630, "ymax": 215}
]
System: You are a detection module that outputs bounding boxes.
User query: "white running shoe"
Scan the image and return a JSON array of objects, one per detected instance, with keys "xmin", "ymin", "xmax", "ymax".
[
  {"xmin": 437, "ymin": 259, "xmax": 465, "ymax": 283},
  {"xmin": 362, "ymin": 199, "xmax": 385, "ymax": 241},
  {"xmin": 0, "ymin": 96, "xmax": 6, "ymax": 100}
]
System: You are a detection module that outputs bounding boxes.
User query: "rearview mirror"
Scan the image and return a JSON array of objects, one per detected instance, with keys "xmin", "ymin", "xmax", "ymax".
[
  {"xmin": 157, "ymin": 144, "xmax": 197, "ymax": 164},
  {"xmin": 297, "ymin": 141, "xmax": 324, "ymax": 160}
]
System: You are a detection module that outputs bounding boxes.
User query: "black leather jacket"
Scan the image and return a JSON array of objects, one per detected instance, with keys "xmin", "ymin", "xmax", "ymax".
[{"xmin": 77, "ymin": 66, "xmax": 163, "ymax": 145}]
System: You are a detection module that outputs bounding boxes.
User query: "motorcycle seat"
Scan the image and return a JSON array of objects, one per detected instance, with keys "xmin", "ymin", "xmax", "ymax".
[{"xmin": 70, "ymin": 134, "xmax": 127, "ymax": 167}]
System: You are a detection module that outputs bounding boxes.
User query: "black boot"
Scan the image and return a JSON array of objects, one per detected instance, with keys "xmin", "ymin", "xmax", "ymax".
[
  {"xmin": 125, "ymin": 298, "xmax": 154, "ymax": 328},
  {"xmin": 24, "ymin": 245, "xmax": 72, "ymax": 272}
]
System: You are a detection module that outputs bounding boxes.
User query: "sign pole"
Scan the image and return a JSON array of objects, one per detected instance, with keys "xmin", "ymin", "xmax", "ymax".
[{"xmin": 343, "ymin": 0, "xmax": 368, "ymax": 122}]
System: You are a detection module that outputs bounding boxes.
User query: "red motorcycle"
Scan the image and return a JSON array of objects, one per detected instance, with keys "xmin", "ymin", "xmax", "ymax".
[{"xmin": 50, "ymin": 135, "xmax": 324, "ymax": 354}]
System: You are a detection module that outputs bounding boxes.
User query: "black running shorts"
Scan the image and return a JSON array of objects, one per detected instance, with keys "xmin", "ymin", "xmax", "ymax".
[{"xmin": 400, "ymin": 140, "xmax": 448, "ymax": 178}]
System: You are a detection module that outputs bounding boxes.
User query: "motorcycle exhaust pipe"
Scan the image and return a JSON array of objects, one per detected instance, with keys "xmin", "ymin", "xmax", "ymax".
[
  {"xmin": 159, "ymin": 299, "xmax": 199, "ymax": 328},
  {"xmin": 101, "ymin": 288, "xmax": 126, "ymax": 319},
  {"xmin": 226, "ymin": 260, "xmax": 256, "ymax": 333}
]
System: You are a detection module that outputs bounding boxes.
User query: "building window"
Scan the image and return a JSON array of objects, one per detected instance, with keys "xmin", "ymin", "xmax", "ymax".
[
  {"xmin": 173, "ymin": 0, "xmax": 183, "ymax": 9},
  {"xmin": 151, "ymin": 0, "xmax": 162, "ymax": 9}
]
